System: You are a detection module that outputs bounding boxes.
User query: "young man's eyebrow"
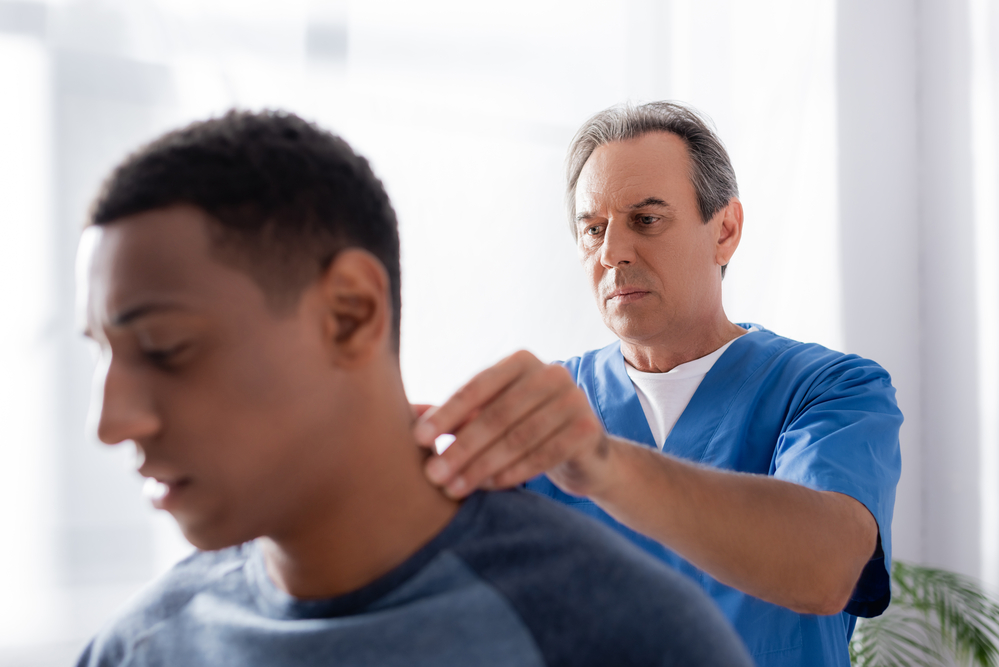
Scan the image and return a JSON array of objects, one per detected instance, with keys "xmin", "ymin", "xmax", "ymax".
[
  {"xmin": 111, "ymin": 302, "xmax": 188, "ymax": 327},
  {"xmin": 628, "ymin": 197, "xmax": 672, "ymax": 210}
]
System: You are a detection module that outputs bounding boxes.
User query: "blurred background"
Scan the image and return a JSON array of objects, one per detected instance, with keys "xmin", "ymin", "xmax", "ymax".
[{"xmin": 0, "ymin": 0, "xmax": 996, "ymax": 663}]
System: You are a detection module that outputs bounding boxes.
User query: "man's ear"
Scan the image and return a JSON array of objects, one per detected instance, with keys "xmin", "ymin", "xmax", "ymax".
[
  {"xmin": 317, "ymin": 248, "xmax": 390, "ymax": 367},
  {"xmin": 714, "ymin": 197, "xmax": 743, "ymax": 268}
]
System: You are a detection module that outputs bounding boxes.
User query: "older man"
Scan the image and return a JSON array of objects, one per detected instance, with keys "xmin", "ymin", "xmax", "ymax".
[{"xmin": 414, "ymin": 102, "xmax": 902, "ymax": 667}]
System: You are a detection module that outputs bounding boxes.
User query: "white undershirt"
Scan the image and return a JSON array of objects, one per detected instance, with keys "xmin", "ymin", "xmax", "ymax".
[{"xmin": 625, "ymin": 328, "xmax": 758, "ymax": 450}]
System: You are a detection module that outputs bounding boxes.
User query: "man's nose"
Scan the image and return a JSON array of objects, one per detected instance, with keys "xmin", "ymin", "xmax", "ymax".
[
  {"xmin": 94, "ymin": 355, "xmax": 161, "ymax": 446},
  {"xmin": 599, "ymin": 219, "xmax": 635, "ymax": 268}
]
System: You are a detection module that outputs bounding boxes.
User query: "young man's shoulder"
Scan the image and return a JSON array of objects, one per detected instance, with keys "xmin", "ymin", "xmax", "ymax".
[
  {"xmin": 453, "ymin": 489, "xmax": 753, "ymax": 667},
  {"xmin": 75, "ymin": 546, "xmax": 250, "ymax": 667}
]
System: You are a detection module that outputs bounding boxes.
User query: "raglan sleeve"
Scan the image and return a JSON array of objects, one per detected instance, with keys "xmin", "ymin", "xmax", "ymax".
[
  {"xmin": 74, "ymin": 632, "xmax": 128, "ymax": 667},
  {"xmin": 771, "ymin": 355, "xmax": 903, "ymax": 617}
]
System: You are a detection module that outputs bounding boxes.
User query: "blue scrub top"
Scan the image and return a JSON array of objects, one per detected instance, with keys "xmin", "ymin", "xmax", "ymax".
[{"xmin": 526, "ymin": 325, "xmax": 902, "ymax": 667}]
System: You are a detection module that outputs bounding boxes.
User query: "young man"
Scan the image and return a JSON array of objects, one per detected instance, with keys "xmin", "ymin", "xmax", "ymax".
[{"xmin": 75, "ymin": 110, "xmax": 752, "ymax": 667}]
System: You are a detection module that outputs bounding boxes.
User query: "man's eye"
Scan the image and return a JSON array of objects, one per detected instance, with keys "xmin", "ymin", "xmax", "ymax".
[
  {"xmin": 637, "ymin": 215, "xmax": 659, "ymax": 226},
  {"xmin": 585, "ymin": 225, "xmax": 602, "ymax": 236},
  {"xmin": 144, "ymin": 344, "xmax": 190, "ymax": 367}
]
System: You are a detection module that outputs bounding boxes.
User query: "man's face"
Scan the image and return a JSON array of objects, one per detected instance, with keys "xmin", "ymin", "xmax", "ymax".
[
  {"xmin": 574, "ymin": 132, "xmax": 728, "ymax": 345},
  {"xmin": 81, "ymin": 205, "xmax": 346, "ymax": 550}
]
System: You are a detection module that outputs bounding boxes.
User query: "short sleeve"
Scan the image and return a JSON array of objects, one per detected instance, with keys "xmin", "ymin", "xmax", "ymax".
[{"xmin": 771, "ymin": 357, "xmax": 902, "ymax": 617}]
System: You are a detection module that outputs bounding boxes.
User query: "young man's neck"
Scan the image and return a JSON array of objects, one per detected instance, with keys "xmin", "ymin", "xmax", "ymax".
[{"xmin": 259, "ymin": 360, "xmax": 460, "ymax": 600}]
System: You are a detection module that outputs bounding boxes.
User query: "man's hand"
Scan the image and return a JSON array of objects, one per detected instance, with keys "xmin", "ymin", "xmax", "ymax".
[{"xmin": 413, "ymin": 350, "xmax": 611, "ymax": 499}]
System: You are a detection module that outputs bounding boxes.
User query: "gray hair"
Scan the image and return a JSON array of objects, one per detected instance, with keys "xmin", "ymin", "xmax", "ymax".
[{"xmin": 565, "ymin": 101, "xmax": 739, "ymax": 238}]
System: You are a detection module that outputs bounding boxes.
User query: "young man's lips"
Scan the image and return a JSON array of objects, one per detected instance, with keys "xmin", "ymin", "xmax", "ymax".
[{"xmin": 142, "ymin": 476, "xmax": 192, "ymax": 511}]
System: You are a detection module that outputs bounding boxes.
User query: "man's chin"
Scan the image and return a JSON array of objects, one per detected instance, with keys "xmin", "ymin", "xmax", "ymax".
[
  {"xmin": 174, "ymin": 515, "xmax": 255, "ymax": 552},
  {"xmin": 602, "ymin": 315, "xmax": 662, "ymax": 344}
]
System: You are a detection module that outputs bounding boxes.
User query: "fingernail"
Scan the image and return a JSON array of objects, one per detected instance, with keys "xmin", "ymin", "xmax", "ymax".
[
  {"xmin": 445, "ymin": 476, "xmax": 466, "ymax": 497},
  {"xmin": 414, "ymin": 422, "xmax": 436, "ymax": 444},
  {"xmin": 426, "ymin": 457, "xmax": 450, "ymax": 485}
]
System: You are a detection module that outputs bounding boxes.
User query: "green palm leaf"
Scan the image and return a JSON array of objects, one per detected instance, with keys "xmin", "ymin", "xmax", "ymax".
[{"xmin": 850, "ymin": 561, "xmax": 999, "ymax": 667}]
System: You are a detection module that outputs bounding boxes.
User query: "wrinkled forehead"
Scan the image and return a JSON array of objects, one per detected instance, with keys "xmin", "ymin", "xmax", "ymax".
[
  {"xmin": 76, "ymin": 206, "xmax": 223, "ymax": 334},
  {"xmin": 574, "ymin": 133, "xmax": 693, "ymax": 213}
]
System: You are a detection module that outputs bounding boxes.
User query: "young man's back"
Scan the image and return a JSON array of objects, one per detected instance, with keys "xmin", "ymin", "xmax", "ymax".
[{"xmin": 75, "ymin": 110, "xmax": 752, "ymax": 667}]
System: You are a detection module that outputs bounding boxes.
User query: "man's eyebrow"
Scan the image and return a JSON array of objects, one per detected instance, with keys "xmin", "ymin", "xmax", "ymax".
[
  {"xmin": 628, "ymin": 197, "xmax": 672, "ymax": 210},
  {"xmin": 111, "ymin": 302, "xmax": 188, "ymax": 327},
  {"xmin": 575, "ymin": 197, "xmax": 674, "ymax": 224}
]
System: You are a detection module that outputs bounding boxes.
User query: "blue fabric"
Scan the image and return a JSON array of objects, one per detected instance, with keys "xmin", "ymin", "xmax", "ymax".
[
  {"xmin": 526, "ymin": 325, "xmax": 903, "ymax": 667},
  {"xmin": 76, "ymin": 489, "xmax": 754, "ymax": 667}
]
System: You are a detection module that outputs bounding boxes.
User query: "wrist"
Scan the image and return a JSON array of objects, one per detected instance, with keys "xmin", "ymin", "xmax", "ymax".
[
  {"xmin": 549, "ymin": 434, "xmax": 624, "ymax": 499},
  {"xmin": 582, "ymin": 435, "xmax": 627, "ymax": 500}
]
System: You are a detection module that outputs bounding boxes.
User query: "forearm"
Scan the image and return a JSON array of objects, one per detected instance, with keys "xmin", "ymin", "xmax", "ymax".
[{"xmin": 581, "ymin": 438, "xmax": 878, "ymax": 615}]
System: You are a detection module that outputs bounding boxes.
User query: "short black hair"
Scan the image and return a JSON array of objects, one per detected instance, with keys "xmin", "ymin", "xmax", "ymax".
[{"xmin": 91, "ymin": 109, "xmax": 402, "ymax": 351}]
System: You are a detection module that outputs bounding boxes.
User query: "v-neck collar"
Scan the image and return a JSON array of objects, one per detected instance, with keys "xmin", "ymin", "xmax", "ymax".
[
  {"xmin": 589, "ymin": 341, "xmax": 657, "ymax": 449},
  {"xmin": 591, "ymin": 324, "xmax": 787, "ymax": 462},
  {"xmin": 663, "ymin": 324, "xmax": 769, "ymax": 462}
]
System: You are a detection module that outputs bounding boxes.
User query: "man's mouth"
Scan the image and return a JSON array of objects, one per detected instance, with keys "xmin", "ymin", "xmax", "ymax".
[
  {"xmin": 142, "ymin": 475, "xmax": 193, "ymax": 510},
  {"xmin": 605, "ymin": 287, "xmax": 650, "ymax": 303}
]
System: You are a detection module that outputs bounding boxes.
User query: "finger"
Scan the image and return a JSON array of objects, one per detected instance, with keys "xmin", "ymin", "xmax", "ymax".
[
  {"xmin": 444, "ymin": 388, "xmax": 570, "ymax": 497},
  {"xmin": 432, "ymin": 364, "xmax": 564, "ymax": 478},
  {"xmin": 490, "ymin": 417, "xmax": 607, "ymax": 493},
  {"xmin": 444, "ymin": 367, "xmax": 576, "ymax": 489},
  {"xmin": 414, "ymin": 350, "xmax": 541, "ymax": 446},
  {"xmin": 412, "ymin": 405, "xmax": 438, "ymax": 448},
  {"xmin": 416, "ymin": 407, "xmax": 484, "ymax": 453},
  {"xmin": 410, "ymin": 403, "xmax": 436, "ymax": 419},
  {"xmin": 451, "ymin": 363, "xmax": 571, "ymax": 461},
  {"xmin": 424, "ymin": 363, "xmax": 565, "ymax": 488},
  {"xmin": 486, "ymin": 420, "xmax": 581, "ymax": 490}
]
